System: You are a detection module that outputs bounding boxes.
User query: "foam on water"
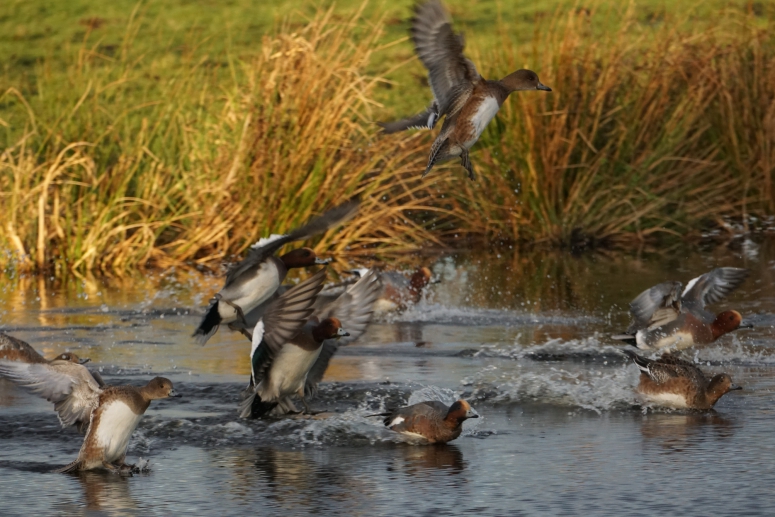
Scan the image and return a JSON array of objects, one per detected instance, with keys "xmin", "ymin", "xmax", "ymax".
[
  {"xmin": 472, "ymin": 335, "xmax": 625, "ymax": 361},
  {"xmin": 382, "ymin": 301, "xmax": 595, "ymax": 326},
  {"xmin": 463, "ymin": 364, "xmax": 638, "ymax": 413}
]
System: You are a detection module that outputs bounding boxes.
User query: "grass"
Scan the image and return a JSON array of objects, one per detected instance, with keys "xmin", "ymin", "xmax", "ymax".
[{"xmin": 0, "ymin": 1, "xmax": 774, "ymax": 274}]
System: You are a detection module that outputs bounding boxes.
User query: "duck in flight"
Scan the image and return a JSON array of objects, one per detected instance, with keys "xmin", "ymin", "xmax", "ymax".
[{"xmin": 379, "ymin": 0, "xmax": 551, "ymax": 180}]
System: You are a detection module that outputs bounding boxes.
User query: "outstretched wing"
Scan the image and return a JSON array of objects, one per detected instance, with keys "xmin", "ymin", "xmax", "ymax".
[
  {"xmin": 0, "ymin": 360, "xmax": 101, "ymax": 428},
  {"xmin": 304, "ymin": 270, "xmax": 382, "ymax": 397},
  {"xmin": 223, "ymin": 199, "xmax": 359, "ymax": 288},
  {"xmin": 411, "ymin": 0, "xmax": 479, "ymax": 116},
  {"xmin": 627, "ymin": 281, "xmax": 682, "ymax": 333},
  {"xmin": 681, "ymin": 268, "xmax": 750, "ymax": 311},
  {"xmin": 249, "ymin": 268, "xmax": 328, "ymax": 387}
]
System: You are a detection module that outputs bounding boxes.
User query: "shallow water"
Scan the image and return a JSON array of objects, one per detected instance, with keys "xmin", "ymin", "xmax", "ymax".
[{"xmin": 1, "ymin": 238, "xmax": 775, "ymax": 515}]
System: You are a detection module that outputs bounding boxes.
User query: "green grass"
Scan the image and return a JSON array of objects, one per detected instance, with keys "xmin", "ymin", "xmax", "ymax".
[{"xmin": 2, "ymin": 0, "xmax": 768, "ymax": 126}]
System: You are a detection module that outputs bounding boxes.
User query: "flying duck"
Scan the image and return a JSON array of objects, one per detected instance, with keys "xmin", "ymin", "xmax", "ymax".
[{"xmin": 379, "ymin": 0, "xmax": 551, "ymax": 180}]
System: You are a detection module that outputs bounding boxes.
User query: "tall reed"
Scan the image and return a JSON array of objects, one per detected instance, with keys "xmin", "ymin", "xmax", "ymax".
[
  {"xmin": 467, "ymin": 6, "xmax": 775, "ymax": 246},
  {"xmin": 0, "ymin": 4, "xmax": 773, "ymax": 275}
]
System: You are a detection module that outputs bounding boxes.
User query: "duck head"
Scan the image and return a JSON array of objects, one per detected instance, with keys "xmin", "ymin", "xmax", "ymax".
[
  {"xmin": 312, "ymin": 317, "xmax": 350, "ymax": 343},
  {"xmin": 706, "ymin": 373, "xmax": 742, "ymax": 407},
  {"xmin": 280, "ymin": 247, "xmax": 329, "ymax": 269},
  {"xmin": 53, "ymin": 352, "xmax": 90, "ymax": 365},
  {"xmin": 711, "ymin": 310, "xmax": 744, "ymax": 339},
  {"xmin": 445, "ymin": 400, "xmax": 479, "ymax": 426},
  {"xmin": 500, "ymin": 69, "xmax": 552, "ymax": 93},
  {"xmin": 143, "ymin": 377, "xmax": 181, "ymax": 400}
]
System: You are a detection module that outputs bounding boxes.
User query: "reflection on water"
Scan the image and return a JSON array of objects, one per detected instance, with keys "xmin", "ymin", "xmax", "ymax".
[
  {"xmin": 1, "ymin": 241, "xmax": 775, "ymax": 515},
  {"xmin": 75, "ymin": 471, "xmax": 140, "ymax": 514},
  {"xmin": 640, "ymin": 412, "xmax": 738, "ymax": 453},
  {"xmin": 387, "ymin": 443, "xmax": 466, "ymax": 475}
]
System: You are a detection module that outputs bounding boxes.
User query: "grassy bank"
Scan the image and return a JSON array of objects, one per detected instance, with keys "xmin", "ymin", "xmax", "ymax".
[{"xmin": 0, "ymin": 1, "xmax": 774, "ymax": 273}]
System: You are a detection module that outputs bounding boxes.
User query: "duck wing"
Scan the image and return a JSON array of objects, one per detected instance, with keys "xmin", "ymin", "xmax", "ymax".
[
  {"xmin": 681, "ymin": 268, "xmax": 750, "ymax": 311},
  {"xmin": 223, "ymin": 199, "xmax": 359, "ymax": 288},
  {"xmin": 411, "ymin": 0, "xmax": 479, "ymax": 118},
  {"xmin": 385, "ymin": 400, "xmax": 448, "ymax": 429},
  {"xmin": 622, "ymin": 349, "xmax": 704, "ymax": 385},
  {"xmin": 0, "ymin": 360, "xmax": 102, "ymax": 428},
  {"xmin": 304, "ymin": 269, "xmax": 382, "ymax": 397},
  {"xmin": 626, "ymin": 281, "xmax": 682, "ymax": 333}
]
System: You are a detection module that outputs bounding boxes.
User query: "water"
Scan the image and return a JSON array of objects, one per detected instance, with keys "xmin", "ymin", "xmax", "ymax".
[{"xmin": 1, "ymin": 239, "xmax": 774, "ymax": 515}]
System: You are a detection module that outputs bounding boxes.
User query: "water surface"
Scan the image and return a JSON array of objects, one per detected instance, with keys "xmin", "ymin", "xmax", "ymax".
[{"xmin": 1, "ymin": 239, "xmax": 774, "ymax": 515}]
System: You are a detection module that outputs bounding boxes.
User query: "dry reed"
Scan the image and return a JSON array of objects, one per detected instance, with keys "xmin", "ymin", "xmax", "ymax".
[{"xmin": 0, "ymin": 5, "xmax": 773, "ymax": 274}]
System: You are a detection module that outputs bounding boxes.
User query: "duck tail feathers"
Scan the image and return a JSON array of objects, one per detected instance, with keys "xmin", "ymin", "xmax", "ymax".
[
  {"xmin": 193, "ymin": 302, "xmax": 221, "ymax": 345},
  {"xmin": 238, "ymin": 388, "xmax": 277, "ymax": 419},
  {"xmin": 621, "ymin": 348, "xmax": 652, "ymax": 373},
  {"xmin": 54, "ymin": 459, "xmax": 81, "ymax": 474},
  {"xmin": 239, "ymin": 383, "xmax": 256, "ymax": 418}
]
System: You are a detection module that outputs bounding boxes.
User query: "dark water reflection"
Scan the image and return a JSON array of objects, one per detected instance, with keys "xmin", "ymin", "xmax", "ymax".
[{"xmin": 0, "ymin": 238, "xmax": 774, "ymax": 515}]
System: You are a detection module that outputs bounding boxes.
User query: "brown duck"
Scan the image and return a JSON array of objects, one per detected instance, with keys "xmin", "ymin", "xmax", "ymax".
[
  {"xmin": 622, "ymin": 349, "xmax": 741, "ymax": 409},
  {"xmin": 370, "ymin": 399, "xmax": 479, "ymax": 443},
  {"xmin": 379, "ymin": 0, "xmax": 551, "ymax": 180}
]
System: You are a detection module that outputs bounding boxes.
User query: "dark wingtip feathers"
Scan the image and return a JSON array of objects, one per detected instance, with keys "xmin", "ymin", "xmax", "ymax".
[{"xmin": 193, "ymin": 302, "xmax": 221, "ymax": 345}]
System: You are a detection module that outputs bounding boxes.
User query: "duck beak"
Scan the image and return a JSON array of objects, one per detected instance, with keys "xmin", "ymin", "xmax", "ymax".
[
  {"xmin": 337, "ymin": 328, "xmax": 350, "ymax": 337},
  {"xmin": 536, "ymin": 82, "xmax": 552, "ymax": 92},
  {"xmin": 739, "ymin": 320, "xmax": 754, "ymax": 329},
  {"xmin": 79, "ymin": 358, "xmax": 92, "ymax": 365},
  {"xmin": 315, "ymin": 257, "xmax": 331, "ymax": 265},
  {"xmin": 169, "ymin": 389, "xmax": 182, "ymax": 398},
  {"xmin": 730, "ymin": 384, "xmax": 743, "ymax": 391}
]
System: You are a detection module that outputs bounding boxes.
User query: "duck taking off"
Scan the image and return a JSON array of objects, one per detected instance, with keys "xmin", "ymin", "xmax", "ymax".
[
  {"xmin": 238, "ymin": 268, "xmax": 329, "ymax": 418},
  {"xmin": 193, "ymin": 199, "xmax": 359, "ymax": 345},
  {"xmin": 612, "ymin": 267, "xmax": 751, "ymax": 350},
  {"xmin": 379, "ymin": 0, "xmax": 551, "ymax": 180}
]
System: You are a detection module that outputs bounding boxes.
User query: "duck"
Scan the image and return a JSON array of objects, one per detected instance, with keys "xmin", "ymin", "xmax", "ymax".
[
  {"xmin": 379, "ymin": 0, "xmax": 551, "ymax": 180},
  {"xmin": 280, "ymin": 269, "xmax": 383, "ymax": 412},
  {"xmin": 237, "ymin": 268, "xmax": 329, "ymax": 418},
  {"xmin": 612, "ymin": 267, "xmax": 751, "ymax": 350},
  {"xmin": 317, "ymin": 267, "xmax": 433, "ymax": 314},
  {"xmin": 57, "ymin": 377, "xmax": 179, "ymax": 473},
  {"xmin": 0, "ymin": 357, "xmax": 179, "ymax": 471},
  {"xmin": 369, "ymin": 399, "xmax": 479, "ymax": 443},
  {"xmin": 0, "ymin": 332, "xmax": 90, "ymax": 365},
  {"xmin": 193, "ymin": 199, "xmax": 359, "ymax": 344},
  {"xmin": 622, "ymin": 349, "xmax": 741, "ymax": 409},
  {"xmin": 378, "ymin": 267, "xmax": 434, "ymax": 313}
]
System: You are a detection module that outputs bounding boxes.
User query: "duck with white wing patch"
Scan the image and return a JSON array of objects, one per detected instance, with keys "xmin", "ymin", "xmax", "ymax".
[{"xmin": 193, "ymin": 199, "xmax": 359, "ymax": 344}]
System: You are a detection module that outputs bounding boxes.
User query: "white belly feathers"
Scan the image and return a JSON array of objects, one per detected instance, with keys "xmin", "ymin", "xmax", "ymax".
[
  {"xmin": 467, "ymin": 96, "xmax": 500, "ymax": 147},
  {"xmin": 259, "ymin": 345, "xmax": 322, "ymax": 400},
  {"xmin": 95, "ymin": 401, "xmax": 143, "ymax": 463}
]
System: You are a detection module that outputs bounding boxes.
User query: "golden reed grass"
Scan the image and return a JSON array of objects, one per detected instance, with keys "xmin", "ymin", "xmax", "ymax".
[{"xmin": 0, "ymin": 6, "xmax": 773, "ymax": 274}]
